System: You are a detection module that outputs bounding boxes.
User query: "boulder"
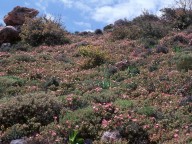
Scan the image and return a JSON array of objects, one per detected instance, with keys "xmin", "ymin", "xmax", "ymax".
[
  {"xmin": 101, "ymin": 130, "xmax": 121, "ymax": 142},
  {"xmin": 0, "ymin": 26, "xmax": 19, "ymax": 45},
  {"xmin": 10, "ymin": 139, "xmax": 27, "ymax": 144},
  {"xmin": 4, "ymin": 6, "xmax": 39, "ymax": 26}
]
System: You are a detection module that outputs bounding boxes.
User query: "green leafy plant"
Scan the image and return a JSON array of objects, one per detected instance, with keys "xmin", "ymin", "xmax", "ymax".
[
  {"xmin": 69, "ymin": 130, "xmax": 84, "ymax": 144},
  {"xmin": 99, "ymin": 78, "xmax": 111, "ymax": 89},
  {"xmin": 127, "ymin": 66, "xmax": 140, "ymax": 77},
  {"xmin": 173, "ymin": 46, "xmax": 182, "ymax": 53}
]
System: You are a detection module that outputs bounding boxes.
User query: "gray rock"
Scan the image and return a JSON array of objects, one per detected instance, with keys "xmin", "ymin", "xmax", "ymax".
[
  {"xmin": 101, "ymin": 130, "xmax": 121, "ymax": 142},
  {"xmin": 10, "ymin": 139, "xmax": 27, "ymax": 144},
  {"xmin": 179, "ymin": 96, "xmax": 192, "ymax": 106}
]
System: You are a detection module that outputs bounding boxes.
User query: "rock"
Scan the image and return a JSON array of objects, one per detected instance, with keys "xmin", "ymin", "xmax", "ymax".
[
  {"xmin": 84, "ymin": 139, "xmax": 93, "ymax": 144},
  {"xmin": 108, "ymin": 65, "xmax": 118, "ymax": 76},
  {"xmin": 4, "ymin": 6, "xmax": 39, "ymax": 26},
  {"xmin": 156, "ymin": 45, "xmax": 169, "ymax": 54},
  {"xmin": 75, "ymin": 41, "xmax": 89, "ymax": 48},
  {"xmin": 179, "ymin": 96, "xmax": 192, "ymax": 106},
  {"xmin": 114, "ymin": 59, "xmax": 129, "ymax": 71},
  {"xmin": 0, "ymin": 26, "xmax": 19, "ymax": 45},
  {"xmin": 10, "ymin": 139, "xmax": 27, "ymax": 144},
  {"xmin": 0, "ymin": 43, "xmax": 11, "ymax": 52},
  {"xmin": 101, "ymin": 130, "xmax": 121, "ymax": 142},
  {"xmin": 54, "ymin": 53, "xmax": 71, "ymax": 63}
]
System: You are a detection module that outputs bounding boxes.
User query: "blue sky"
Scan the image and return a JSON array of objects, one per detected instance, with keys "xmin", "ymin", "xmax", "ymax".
[{"xmin": 0, "ymin": 0, "xmax": 175, "ymax": 32}]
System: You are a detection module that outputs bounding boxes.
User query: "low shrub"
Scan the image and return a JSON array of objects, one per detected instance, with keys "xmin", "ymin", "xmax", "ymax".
[
  {"xmin": 94, "ymin": 29, "xmax": 103, "ymax": 35},
  {"xmin": 10, "ymin": 42, "xmax": 33, "ymax": 52},
  {"xmin": 0, "ymin": 93, "xmax": 62, "ymax": 130},
  {"xmin": 14, "ymin": 54, "xmax": 36, "ymax": 62},
  {"xmin": 20, "ymin": 16, "xmax": 70, "ymax": 46},
  {"xmin": 177, "ymin": 52, "xmax": 192, "ymax": 71},
  {"xmin": 127, "ymin": 66, "xmax": 140, "ymax": 77},
  {"xmin": 84, "ymin": 91, "xmax": 117, "ymax": 104},
  {"xmin": 60, "ymin": 94, "xmax": 88, "ymax": 110},
  {"xmin": 111, "ymin": 25, "xmax": 143, "ymax": 41},
  {"xmin": 0, "ymin": 76, "xmax": 26, "ymax": 98},
  {"xmin": 137, "ymin": 106, "xmax": 156, "ymax": 117},
  {"xmin": 103, "ymin": 24, "xmax": 113, "ymax": 31},
  {"xmin": 156, "ymin": 45, "xmax": 169, "ymax": 54},
  {"xmin": 79, "ymin": 45, "xmax": 109, "ymax": 69},
  {"xmin": 114, "ymin": 99, "xmax": 134, "ymax": 110},
  {"xmin": 142, "ymin": 22, "xmax": 168, "ymax": 39},
  {"xmin": 1, "ymin": 122, "xmax": 41, "ymax": 142}
]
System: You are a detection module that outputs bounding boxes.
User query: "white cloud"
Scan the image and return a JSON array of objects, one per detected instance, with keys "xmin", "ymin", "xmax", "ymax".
[
  {"xmin": 59, "ymin": 0, "xmax": 73, "ymax": 7},
  {"xmin": 84, "ymin": 29, "xmax": 94, "ymax": 32},
  {"xmin": 56, "ymin": 0, "xmax": 175, "ymax": 24},
  {"xmin": 74, "ymin": 21, "xmax": 91, "ymax": 28},
  {"xmin": 92, "ymin": 0, "xmax": 175, "ymax": 24}
]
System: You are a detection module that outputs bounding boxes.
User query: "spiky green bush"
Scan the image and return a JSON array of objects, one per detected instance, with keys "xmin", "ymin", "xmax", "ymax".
[{"xmin": 20, "ymin": 16, "xmax": 70, "ymax": 46}]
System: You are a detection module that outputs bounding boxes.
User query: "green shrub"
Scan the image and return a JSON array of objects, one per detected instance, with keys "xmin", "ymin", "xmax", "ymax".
[
  {"xmin": 0, "ymin": 93, "xmax": 62, "ymax": 130},
  {"xmin": 10, "ymin": 42, "xmax": 33, "ymax": 52},
  {"xmin": 0, "ymin": 76, "xmax": 26, "ymax": 98},
  {"xmin": 20, "ymin": 16, "xmax": 70, "ymax": 46},
  {"xmin": 1, "ymin": 122, "xmax": 41, "ymax": 142},
  {"xmin": 79, "ymin": 45, "xmax": 109, "ymax": 69},
  {"xmin": 137, "ymin": 106, "xmax": 156, "ymax": 116},
  {"xmin": 177, "ymin": 53, "xmax": 192, "ymax": 71},
  {"xmin": 14, "ymin": 54, "xmax": 36, "ymax": 62},
  {"xmin": 114, "ymin": 99, "xmax": 134, "ymax": 110},
  {"xmin": 60, "ymin": 95, "xmax": 88, "ymax": 110},
  {"xmin": 161, "ymin": 8, "xmax": 192, "ymax": 30},
  {"xmin": 142, "ymin": 22, "xmax": 167, "ymax": 39},
  {"xmin": 111, "ymin": 25, "xmax": 143, "ymax": 41},
  {"xmin": 173, "ymin": 46, "xmax": 182, "ymax": 53},
  {"xmin": 84, "ymin": 91, "xmax": 117, "ymax": 104},
  {"xmin": 127, "ymin": 66, "xmax": 140, "ymax": 77},
  {"xmin": 103, "ymin": 24, "xmax": 113, "ymax": 31}
]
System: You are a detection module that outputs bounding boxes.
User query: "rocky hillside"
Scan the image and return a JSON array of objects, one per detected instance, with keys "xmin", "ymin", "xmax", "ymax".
[{"xmin": 0, "ymin": 5, "xmax": 192, "ymax": 144}]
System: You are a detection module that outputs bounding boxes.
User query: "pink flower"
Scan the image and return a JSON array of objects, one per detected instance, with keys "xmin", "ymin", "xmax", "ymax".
[
  {"xmin": 51, "ymin": 131, "xmax": 57, "ymax": 136},
  {"xmin": 132, "ymin": 118, "xmax": 138, "ymax": 122},
  {"xmin": 102, "ymin": 119, "xmax": 109, "ymax": 128},
  {"xmin": 174, "ymin": 133, "xmax": 179, "ymax": 138},
  {"xmin": 53, "ymin": 116, "xmax": 57, "ymax": 121},
  {"xmin": 127, "ymin": 114, "xmax": 132, "ymax": 119},
  {"xmin": 155, "ymin": 124, "xmax": 159, "ymax": 129},
  {"xmin": 143, "ymin": 125, "xmax": 150, "ymax": 129},
  {"xmin": 174, "ymin": 129, "xmax": 179, "ymax": 133},
  {"xmin": 186, "ymin": 133, "xmax": 190, "ymax": 136}
]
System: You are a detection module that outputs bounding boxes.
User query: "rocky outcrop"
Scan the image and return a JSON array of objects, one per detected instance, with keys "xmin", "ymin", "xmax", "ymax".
[
  {"xmin": 0, "ymin": 6, "xmax": 38, "ymax": 45},
  {"xmin": 4, "ymin": 6, "xmax": 39, "ymax": 26},
  {"xmin": 0, "ymin": 26, "xmax": 19, "ymax": 44}
]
